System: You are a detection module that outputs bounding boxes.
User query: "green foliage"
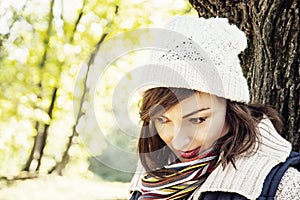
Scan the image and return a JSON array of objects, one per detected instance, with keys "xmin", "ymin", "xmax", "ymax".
[
  {"xmin": 0, "ymin": 0, "xmax": 197, "ymax": 181},
  {"xmin": 88, "ymin": 128, "xmax": 137, "ymax": 182}
]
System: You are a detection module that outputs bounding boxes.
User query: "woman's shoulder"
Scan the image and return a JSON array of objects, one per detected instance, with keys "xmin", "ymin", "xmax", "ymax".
[{"xmin": 275, "ymin": 167, "xmax": 300, "ymax": 199}]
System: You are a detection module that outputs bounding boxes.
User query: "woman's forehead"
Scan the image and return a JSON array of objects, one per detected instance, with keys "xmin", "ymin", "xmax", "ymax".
[{"xmin": 161, "ymin": 92, "xmax": 222, "ymax": 116}]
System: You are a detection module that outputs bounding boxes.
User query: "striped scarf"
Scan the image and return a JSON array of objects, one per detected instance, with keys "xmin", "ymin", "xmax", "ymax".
[{"xmin": 140, "ymin": 150, "xmax": 219, "ymax": 200}]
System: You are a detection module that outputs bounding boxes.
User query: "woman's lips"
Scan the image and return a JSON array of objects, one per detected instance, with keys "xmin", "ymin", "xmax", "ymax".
[{"xmin": 179, "ymin": 147, "xmax": 201, "ymax": 159}]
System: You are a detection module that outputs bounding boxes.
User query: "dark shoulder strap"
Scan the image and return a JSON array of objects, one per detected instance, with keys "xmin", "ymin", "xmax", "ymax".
[
  {"xmin": 199, "ymin": 192, "xmax": 247, "ymax": 200},
  {"xmin": 258, "ymin": 151, "xmax": 300, "ymax": 199}
]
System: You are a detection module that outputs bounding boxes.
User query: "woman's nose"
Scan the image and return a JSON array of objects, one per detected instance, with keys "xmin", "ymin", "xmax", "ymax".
[{"xmin": 171, "ymin": 124, "xmax": 192, "ymax": 150}]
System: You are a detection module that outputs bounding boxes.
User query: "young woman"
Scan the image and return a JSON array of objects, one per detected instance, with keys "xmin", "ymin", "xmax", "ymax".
[{"xmin": 128, "ymin": 16, "xmax": 300, "ymax": 199}]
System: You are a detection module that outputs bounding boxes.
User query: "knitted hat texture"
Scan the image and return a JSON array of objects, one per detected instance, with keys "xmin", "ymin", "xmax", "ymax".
[{"xmin": 138, "ymin": 16, "xmax": 249, "ymax": 103}]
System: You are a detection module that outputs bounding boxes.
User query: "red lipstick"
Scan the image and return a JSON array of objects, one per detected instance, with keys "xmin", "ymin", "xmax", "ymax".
[{"xmin": 179, "ymin": 147, "xmax": 201, "ymax": 159}]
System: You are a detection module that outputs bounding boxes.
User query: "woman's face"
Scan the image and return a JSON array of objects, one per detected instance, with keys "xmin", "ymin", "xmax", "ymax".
[{"xmin": 152, "ymin": 92, "xmax": 229, "ymax": 161}]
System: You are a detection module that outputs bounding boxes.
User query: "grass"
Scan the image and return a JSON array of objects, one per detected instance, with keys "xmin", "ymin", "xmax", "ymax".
[{"xmin": 0, "ymin": 175, "xmax": 131, "ymax": 200}]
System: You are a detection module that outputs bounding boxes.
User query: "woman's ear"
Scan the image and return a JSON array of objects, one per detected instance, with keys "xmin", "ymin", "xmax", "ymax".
[
  {"xmin": 221, "ymin": 121, "xmax": 230, "ymax": 137},
  {"xmin": 219, "ymin": 98, "xmax": 230, "ymax": 136}
]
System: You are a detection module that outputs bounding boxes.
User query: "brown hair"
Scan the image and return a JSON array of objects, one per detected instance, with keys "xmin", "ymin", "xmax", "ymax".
[{"xmin": 138, "ymin": 87, "xmax": 283, "ymax": 175}]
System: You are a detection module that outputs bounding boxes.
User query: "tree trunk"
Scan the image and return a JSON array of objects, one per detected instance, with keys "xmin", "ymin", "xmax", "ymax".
[
  {"xmin": 49, "ymin": 32, "xmax": 109, "ymax": 175},
  {"xmin": 188, "ymin": 0, "xmax": 299, "ymax": 151},
  {"xmin": 23, "ymin": 88, "xmax": 57, "ymax": 172}
]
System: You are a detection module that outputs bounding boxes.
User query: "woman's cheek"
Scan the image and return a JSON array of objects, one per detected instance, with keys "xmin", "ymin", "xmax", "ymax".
[
  {"xmin": 195, "ymin": 125, "xmax": 209, "ymax": 141},
  {"xmin": 157, "ymin": 127, "xmax": 173, "ymax": 143}
]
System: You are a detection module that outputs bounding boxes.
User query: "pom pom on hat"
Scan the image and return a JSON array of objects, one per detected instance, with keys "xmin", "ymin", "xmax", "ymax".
[{"xmin": 138, "ymin": 16, "xmax": 250, "ymax": 103}]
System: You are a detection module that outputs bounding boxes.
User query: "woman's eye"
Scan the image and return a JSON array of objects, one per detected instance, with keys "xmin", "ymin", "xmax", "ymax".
[
  {"xmin": 189, "ymin": 117, "xmax": 206, "ymax": 124},
  {"xmin": 155, "ymin": 117, "xmax": 169, "ymax": 124}
]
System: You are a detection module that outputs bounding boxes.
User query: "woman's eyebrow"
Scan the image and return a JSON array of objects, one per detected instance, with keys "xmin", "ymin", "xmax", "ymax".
[{"xmin": 182, "ymin": 107, "xmax": 210, "ymax": 119}]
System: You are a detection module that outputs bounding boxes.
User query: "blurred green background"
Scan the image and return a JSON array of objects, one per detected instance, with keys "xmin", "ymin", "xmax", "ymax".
[{"xmin": 0, "ymin": 0, "xmax": 196, "ymax": 199}]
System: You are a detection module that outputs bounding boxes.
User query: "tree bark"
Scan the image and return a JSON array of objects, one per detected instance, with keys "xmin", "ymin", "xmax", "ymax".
[{"xmin": 188, "ymin": 0, "xmax": 299, "ymax": 151}]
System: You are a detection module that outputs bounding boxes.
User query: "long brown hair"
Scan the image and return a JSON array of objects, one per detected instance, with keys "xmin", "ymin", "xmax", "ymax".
[{"xmin": 138, "ymin": 87, "xmax": 283, "ymax": 175}]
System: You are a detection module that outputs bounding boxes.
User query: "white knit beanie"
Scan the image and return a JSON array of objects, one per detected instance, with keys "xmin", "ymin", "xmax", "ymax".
[{"xmin": 136, "ymin": 16, "xmax": 249, "ymax": 103}]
